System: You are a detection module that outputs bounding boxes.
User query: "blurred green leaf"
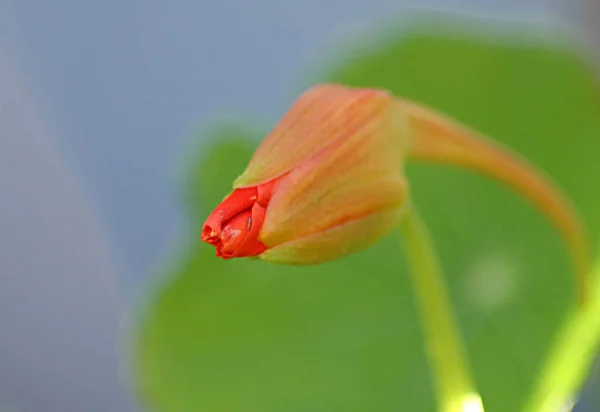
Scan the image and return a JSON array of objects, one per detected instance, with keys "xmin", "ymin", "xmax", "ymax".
[
  {"xmin": 321, "ymin": 24, "xmax": 600, "ymax": 411},
  {"xmin": 135, "ymin": 19, "xmax": 600, "ymax": 412}
]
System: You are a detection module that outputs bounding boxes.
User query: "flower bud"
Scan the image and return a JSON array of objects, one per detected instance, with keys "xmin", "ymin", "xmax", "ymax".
[{"xmin": 201, "ymin": 84, "xmax": 412, "ymax": 264}]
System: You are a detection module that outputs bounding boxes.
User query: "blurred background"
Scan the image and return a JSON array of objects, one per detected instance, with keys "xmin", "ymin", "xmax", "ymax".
[{"xmin": 1, "ymin": 1, "xmax": 599, "ymax": 411}]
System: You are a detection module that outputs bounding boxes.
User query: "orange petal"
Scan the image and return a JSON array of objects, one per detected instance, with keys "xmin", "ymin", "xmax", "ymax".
[
  {"xmin": 260, "ymin": 208, "xmax": 407, "ymax": 264},
  {"xmin": 258, "ymin": 94, "xmax": 411, "ymax": 248},
  {"xmin": 233, "ymin": 84, "xmax": 402, "ymax": 188}
]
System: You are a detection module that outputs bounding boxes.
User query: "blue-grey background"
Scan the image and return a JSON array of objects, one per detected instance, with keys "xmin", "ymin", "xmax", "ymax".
[{"xmin": 0, "ymin": 1, "xmax": 597, "ymax": 411}]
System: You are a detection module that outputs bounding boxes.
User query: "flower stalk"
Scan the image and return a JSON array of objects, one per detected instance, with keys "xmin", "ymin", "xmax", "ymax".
[
  {"xmin": 524, "ymin": 254, "xmax": 600, "ymax": 412},
  {"xmin": 399, "ymin": 205, "xmax": 484, "ymax": 412},
  {"xmin": 400, "ymin": 98, "xmax": 592, "ymax": 305}
]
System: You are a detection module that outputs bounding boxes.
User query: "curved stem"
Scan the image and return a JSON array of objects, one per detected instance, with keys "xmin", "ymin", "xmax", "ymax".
[
  {"xmin": 398, "ymin": 98, "xmax": 592, "ymax": 306},
  {"xmin": 399, "ymin": 206, "xmax": 484, "ymax": 412}
]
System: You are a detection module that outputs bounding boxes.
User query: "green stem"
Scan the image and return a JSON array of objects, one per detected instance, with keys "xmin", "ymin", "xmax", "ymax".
[
  {"xmin": 399, "ymin": 206, "xmax": 484, "ymax": 412},
  {"xmin": 524, "ymin": 256, "xmax": 600, "ymax": 412}
]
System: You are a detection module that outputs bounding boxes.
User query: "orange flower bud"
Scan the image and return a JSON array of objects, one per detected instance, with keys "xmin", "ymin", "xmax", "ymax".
[
  {"xmin": 202, "ymin": 83, "xmax": 591, "ymax": 304},
  {"xmin": 201, "ymin": 84, "xmax": 412, "ymax": 263}
]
